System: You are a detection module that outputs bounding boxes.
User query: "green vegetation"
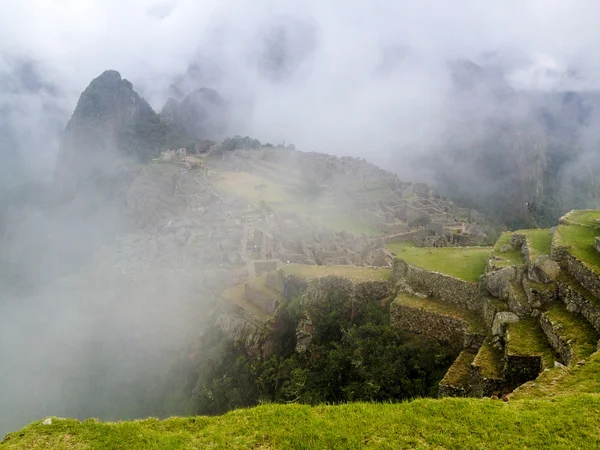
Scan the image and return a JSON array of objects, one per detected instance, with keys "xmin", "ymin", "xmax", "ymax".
[
  {"xmin": 281, "ymin": 264, "xmax": 391, "ymax": 281},
  {"xmin": 7, "ymin": 395, "xmax": 600, "ymax": 449},
  {"xmin": 388, "ymin": 246, "xmax": 491, "ymax": 282},
  {"xmin": 393, "ymin": 294, "xmax": 485, "ymax": 334},
  {"xmin": 441, "ymin": 349, "xmax": 476, "ymax": 385},
  {"xmin": 192, "ymin": 290, "xmax": 454, "ymax": 415},
  {"xmin": 219, "ymin": 135, "xmax": 262, "ymax": 152},
  {"xmin": 556, "ymin": 210, "xmax": 600, "ymax": 274},
  {"xmin": 518, "ymin": 228, "xmax": 552, "ymax": 257},
  {"xmin": 490, "ymin": 231, "xmax": 523, "ymax": 267},
  {"xmin": 473, "ymin": 337, "xmax": 504, "ymax": 379},
  {"xmin": 512, "ymin": 350, "xmax": 600, "ymax": 400},
  {"xmin": 506, "ymin": 319, "xmax": 555, "ymax": 368},
  {"xmin": 544, "ymin": 303, "xmax": 600, "ymax": 361},
  {"xmin": 386, "ymin": 240, "xmax": 417, "ymax": 253}
]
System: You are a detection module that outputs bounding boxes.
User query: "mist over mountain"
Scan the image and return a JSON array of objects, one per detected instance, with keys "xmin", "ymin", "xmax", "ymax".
[{"xmin": 4, "ymin": 0, "xmax": 600, "ymax": 440}]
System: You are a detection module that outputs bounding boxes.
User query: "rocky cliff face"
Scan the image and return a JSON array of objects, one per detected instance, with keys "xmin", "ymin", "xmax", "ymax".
[
  {"xmin": 160, "ymin": 87, "xmax": 229, "ymax": 142},
  {"xmin": 54, "ymin": 70, "xmax": 167, "ymax": 197}
]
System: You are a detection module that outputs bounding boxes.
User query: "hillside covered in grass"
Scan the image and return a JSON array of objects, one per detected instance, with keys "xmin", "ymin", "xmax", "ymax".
[{"xmin": 4, "ymin": 394, "xmax": 600, "ymax": 449}]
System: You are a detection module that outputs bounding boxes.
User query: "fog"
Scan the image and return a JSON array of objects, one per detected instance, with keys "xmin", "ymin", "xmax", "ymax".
[{"xmin": 3, "ymin": 0, "xmax": 600, "ymax": 437}]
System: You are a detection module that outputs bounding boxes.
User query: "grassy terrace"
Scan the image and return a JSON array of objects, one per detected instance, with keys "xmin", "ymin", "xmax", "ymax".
[
  {"xmin": 281, "ymin": 264, "xmax": 391, "ymax": 282},
  {"xmin": 506, "ymin": 319, "xmax": 554, "ymax": 368},
  {"xmin": 441, "ymin": 349, "xmax": 477, "ymax": 386},
  {"xmin": 473, "ymin": 337, "xmax": 504, "ymax": 379},
  {"xmin": 6, "ymin": 396, "xmax": 600, "ymax": 449},
  {"xmin": 516, "ymin": 228, "xmax": 552, "ymax": 259},
  {"xmin": 246, "ymin": 276, "xmax": 284, "ymax": 301},
  {"xmin": 221, "ymin": 284, "xmax": 272, "ymax": 321},
  {"xmin": 512, "ymin": 350, "xmax": 600, "ymax": 400},
  {"xmin": 555, "ymin": 210, "xmax": 600, "ymax": 274},
  {"xmin": 387, "ymin": 245, "xmax": 491, "ymax": 282},
  {"xmin": 393, "ymin": 294, "xmax": 486, "ymax": 334},
  {"xmin": 544, "ymin": 303, "xmax": 600, "ymax": 361},
  {"xmin": 490, "ymin": 232, "xmax": 523, "ymax": 267}
]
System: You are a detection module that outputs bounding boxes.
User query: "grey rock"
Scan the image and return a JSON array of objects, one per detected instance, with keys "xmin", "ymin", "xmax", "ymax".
[
  {"xmin": 529, "ymin": 255, "xmax": 560, "ymax": 284},
  {"xmin": 483, "ymin": 266, "xmax": 517, "ymax": 299},
  {"xmin": 41, "ymin": 418, "xmax": 52, "ymax": 425},
  {"xmin": 554, "ymin": 361, "xmax": 566, "ymax": 369},
  {"xmin": 491, "ymin": 311, "xmax": 520, "ymax": 337}
]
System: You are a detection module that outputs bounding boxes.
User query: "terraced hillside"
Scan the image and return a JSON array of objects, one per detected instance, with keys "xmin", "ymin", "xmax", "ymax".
[
  {"xmin": 6, "ymin": 210, "xmax": 600, "ymax": 447},
  {"xmin": 217, "ymin": 210, "xmax": 600, "ymax": 400}
]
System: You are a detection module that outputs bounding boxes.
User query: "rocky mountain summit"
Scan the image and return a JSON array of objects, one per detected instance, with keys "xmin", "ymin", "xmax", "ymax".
[{"xmin": 53, "ymin": 70, "xmax": 168, "ymax": 196}]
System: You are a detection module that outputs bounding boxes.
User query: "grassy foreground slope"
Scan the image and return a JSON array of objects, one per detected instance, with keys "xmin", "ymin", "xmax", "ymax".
[{"xmin": 4, "ymin": 395, "xmax": 600, "ymax": 449}]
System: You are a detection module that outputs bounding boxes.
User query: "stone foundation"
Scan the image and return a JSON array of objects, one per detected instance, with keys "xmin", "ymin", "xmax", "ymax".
[
  {"xmin": 391, "ymin": 259, "xmax": 488, "ymax": 313},
  {"xmin": 557, "ymin": 277, "xmax": 600, "ymax": 333},
  {"xmin": 539, "ymin": 311, "xmax": 573, "ymax": 365}
]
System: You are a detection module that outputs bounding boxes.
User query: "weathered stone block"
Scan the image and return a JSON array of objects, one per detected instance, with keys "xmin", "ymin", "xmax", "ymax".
[
  {"xmin": 529, "ymin": 255, "xmax": 560, "ymax": 284},
  {"xmin": 483, "ymin": 266, "xmax": 518, "ymax": 299}
]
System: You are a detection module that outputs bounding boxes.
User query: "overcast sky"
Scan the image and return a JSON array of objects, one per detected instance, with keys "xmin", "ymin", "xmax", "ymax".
[{"xmin": 2, "ymin": 0, "xmax": 600, "ymax": 169}]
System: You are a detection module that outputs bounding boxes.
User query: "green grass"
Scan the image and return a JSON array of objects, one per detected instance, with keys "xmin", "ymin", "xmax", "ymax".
[
  {"xmin": 505, "ymin": 319, "xmax": 555, "ymax": 368},
  {"xmin": 473, "ymin": 337, "xmax": 504, "ymax": 379},
  {"xmin": 544, "ymin": 303, "xmax": 600, "ymax": 361},
  {"xmin": 281, "ymin": 264, "xmax": 391, "ymax": 282},
  {"xmin": 441, "ymin": 349, "xmax": 477, "ymax": 386},
  {"xmin": 386, "ymin": 240, "xmax": 417, "ymax": 254},
  {"xmin": 489, "ymin": 232, "xmax": 523, "ymax": 268},
  {"xmin": 512, "ymin": 351, "xmax": 600, "ymax": 400},
  {"xmin": 393, "ymin": 294, "xmax": 486, "ymax": 334},
  {"xmin": 6, "ymin": 395, "xmax": 600, "ymax": 449},
  {"xmin": 556, "ymin": 210, "xmax": 600, "ymax": 274},
  {"xmin": 388, "ymin": 246, "xmax": 492, "ymax": 282},
  {"xmin": 515, "ymin": 228, "xmax": 553, "ymax": 261}
]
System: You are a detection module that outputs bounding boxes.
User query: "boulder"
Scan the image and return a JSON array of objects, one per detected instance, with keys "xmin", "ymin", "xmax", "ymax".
[
  {"xmin": 529, "ymin": 255, "xmax": 560, "ymax": 284},
  {"xmin": 483, "ymin": 266, "xmax": 517, "ymax": 299},
  {"xmin": 595, "ymin": 237, "xmax": 600, "ymax": 253},
  {"xmin": 491, "ymin": 312, "xmax": 520, "ymax": 338}
]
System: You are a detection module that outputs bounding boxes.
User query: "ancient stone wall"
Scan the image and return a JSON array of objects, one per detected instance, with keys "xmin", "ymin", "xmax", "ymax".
[
  {"xmin": 522, "ymin": 277, "xmax": 557, "ymax": 310},
  {"xmin": 557, "ymin": 279, "xmax": 600, "ymax": 333},
  {"xmin": 557, "ymin": 252, "xmax": 600, "ymax": 299},
  {"xmin": 503, "ymin": 354, "xmax": 542, "ymax": 389},
  {"xmin": 469, "ymin": 367, "xmax": 506, "ymax": 398},
  {"xmin": 390, "ymin": 303, "xmax": 469, "ymax": 352},
  {"xmin": 539, "ymin": 312, "xmax": 573, "ymax": 365},
  {"xmin": 391, "ymin": 259, "xmax": 488, "ymax": 313}
]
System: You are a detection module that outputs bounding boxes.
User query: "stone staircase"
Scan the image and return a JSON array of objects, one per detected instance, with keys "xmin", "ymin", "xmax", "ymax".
[{"xmin": 440, "ymin": 211, "xmax": 600, "ymax": 398}]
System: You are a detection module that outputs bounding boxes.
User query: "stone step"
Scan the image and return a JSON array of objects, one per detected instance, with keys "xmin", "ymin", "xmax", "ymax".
[
  {"xmin": 470, "ymin": 335, "xmax": 506, "ymax": 397},
  {"xmin": 539, "ymin": 302, "xmax": 599, "ymax": 366},
  {"xmin": 438, "ymin": 349, "xmax": 477, "ymax": 398},
  {"xmin": 390, "ymin": 294, "xmax": 486, "ymax": 352},
  {"xmin": 504, "ymin": 318, "xmax": 555, "ymax": 389},
  {"xmin": 557, "ymin": 272, "xmax": 600, "ymax": 333}
]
